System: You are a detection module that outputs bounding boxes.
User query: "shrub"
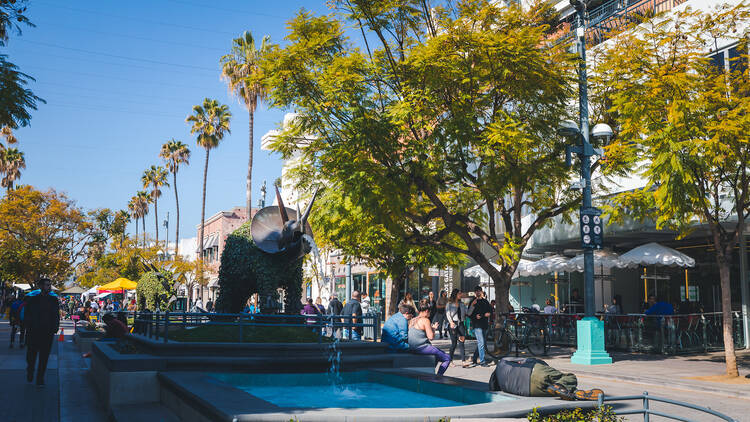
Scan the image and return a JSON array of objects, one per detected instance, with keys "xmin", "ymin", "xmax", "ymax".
[
  {"xmin": 136, "ymin": 270, "xmax": 175, "ymax": 311},
  {"xmin": 214, "ymin": 222, "xmax": 303, "ymax": 315},
  {"xmin": 527, "ymin": 406, "xmax": 623, "ymax": 422}
]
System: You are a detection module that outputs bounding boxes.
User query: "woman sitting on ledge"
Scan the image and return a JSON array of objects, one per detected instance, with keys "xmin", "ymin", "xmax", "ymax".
[{"xmin": 408, "ymin": 299, "xmax": 451, "ymax": 376}]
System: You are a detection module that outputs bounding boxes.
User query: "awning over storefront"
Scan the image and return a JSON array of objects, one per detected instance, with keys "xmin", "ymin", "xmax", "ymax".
[
  {"xmin": 566, "ymin": 250, "xmax": 627, "ymax": 272},
  {"xmin": 207, "ymin": 277, "xmax": 219, "ymax": 288},
  {"xmin": 203, "ymin": 233, "xmax": 219, "ymax": 249},
  {"xmin": 619, "ymin": 242, "xmax": 695, "ymax": 268},
  {"xmin": 518, "ymin": 255, "xmax": 570, "ymax": 277},
  {"xmin": 463, "ymin": 260, "xmax": 533, "ymax": 280}
]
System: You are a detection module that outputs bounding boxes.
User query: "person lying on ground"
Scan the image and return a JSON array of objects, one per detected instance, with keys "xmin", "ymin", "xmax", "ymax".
[{"xmin": 489, "ymin": 357, "xmax": 604, "ymax": 401}]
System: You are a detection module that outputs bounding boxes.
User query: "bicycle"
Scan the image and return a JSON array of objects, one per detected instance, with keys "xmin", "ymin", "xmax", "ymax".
[{"xmin": 485, "ymin": 313, "xmax": 549, "ymax": 359}]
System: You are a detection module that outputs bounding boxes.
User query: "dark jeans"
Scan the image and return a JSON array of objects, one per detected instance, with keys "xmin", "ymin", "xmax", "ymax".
[
  {"xmin": 413, "ymin": 344, "xmax": 451, "ymax": 375},
  {"xmin": 26, "ymin": 333, "xmax": 54, "ymax": 382},
  {"xmin": 448, "ymin": 323, "xmax": 465, "ymax": 361},
  {"xmin": 432, "ymin": 311, "xmax": 447, "ymax": 337},
  {"xmin": 10, "ymin": 324, "xmax": 26, "ymax": 345}
]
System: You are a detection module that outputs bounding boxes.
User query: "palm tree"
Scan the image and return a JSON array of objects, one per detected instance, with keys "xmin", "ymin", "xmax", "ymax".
[
  {"xmin": 220, "ymin": 31, "xmax": 269, "ymax": 218},
  {"xmin": 141, "ymin": 165, "xmax": 169, "ymax": 247},
  {"xmin": 0, "ymin": 147, "xmax": 24, "ymax": 191},
  {"xmin": 127, "ymin": 199, "xmax": 138, "ymax": 247},
  {"xmin": 159, "ymin": 139, "xmax": 191, "ymax": 257},
  {"xmin": 136, "ymin": 190, "xmax": 151, "ymax": 248},
  {"xmin": 186, "ymin": 98, "xmax": 231, "ymax": 297}
]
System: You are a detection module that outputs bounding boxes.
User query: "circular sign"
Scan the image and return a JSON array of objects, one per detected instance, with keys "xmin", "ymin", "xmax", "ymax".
[
  {"xmin": 594, "ymin": 226, "xmax": 602, "ymax": 234},
  {"xmin": 582, "ymin": 215, "xmax": 590, "ymax": 224},
  {"xmin": 593, "ymin": 216, "xmax": 601, "ymax": 225},
  {"xmin": 583, "ymin": 234, "xmax": 591, "ymax": 244},
  {"xmin": 583, "ymin": 225, "xmax": 590, "ymax": 234}
]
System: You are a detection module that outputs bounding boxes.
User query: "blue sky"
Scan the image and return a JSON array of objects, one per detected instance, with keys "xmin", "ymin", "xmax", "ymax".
[{"xmin": 8, "ymin": 0, "xmax": 331, "ymax": 241}]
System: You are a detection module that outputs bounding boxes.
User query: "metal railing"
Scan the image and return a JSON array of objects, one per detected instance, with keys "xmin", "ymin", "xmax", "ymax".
[
  {"xmin": 599, "ymin": 391, "xmax": 739, "ymax": 421},
  {"xmin": 520, "ymin": 311, "xmax": 745, "ymax": 355},
  {"xmin": 131, "ymin": 311, "xmax": 380, "ymax": 344},
  {"xmin": 552, "ymin": 0, "xmax": 687, "ymax": 47}
]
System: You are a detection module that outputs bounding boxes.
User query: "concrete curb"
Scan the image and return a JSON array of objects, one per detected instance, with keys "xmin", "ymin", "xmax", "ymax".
[{"xmin": 569, "ymin": 369, "xmax": 749, "ymax": 399}]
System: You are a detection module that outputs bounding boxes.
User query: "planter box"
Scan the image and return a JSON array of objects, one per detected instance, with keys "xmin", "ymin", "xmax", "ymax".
[{"xmin": 73, "ymin": 330, "xmax": 105, "ymax": 353}]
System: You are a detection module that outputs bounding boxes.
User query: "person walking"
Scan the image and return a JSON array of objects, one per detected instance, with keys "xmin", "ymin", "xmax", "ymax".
[
  {"xmin": 446, "ymin": 288, "xmax": 469, "ymax": 367},
  {"xmin": 24, "ymin": 278, "xmax": 60, "ymax": 386},
  {"xmin": 408, "ymin": 299, "xmax": 451, "ymax": 376},
  {"xmin": 433, "ymin": 290, "xmax": 448, "ymax": 339},
  {"xmin": 9, "ymin": 294, "xmax": 25, "ymax": 348},
  {"xmin": 399, "ymin": 292, "xmax": 416, "ymax": 315},
  {"xmin": 341, "ymin": 291, "xmax": 363, "ymax": 340},
  {"xmin": 469, "ymin": 286, "xmax": 492, "ymax": 367}
]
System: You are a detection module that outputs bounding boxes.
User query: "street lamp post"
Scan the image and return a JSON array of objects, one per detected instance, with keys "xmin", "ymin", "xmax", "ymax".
[{"xmin": 563, "ymin": 0, "xmax": 612, "ymax": 365}]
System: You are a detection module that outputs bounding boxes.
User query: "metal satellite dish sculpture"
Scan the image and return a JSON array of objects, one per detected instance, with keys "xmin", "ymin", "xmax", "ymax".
[{"xmin": 251, "ymin": 186, "xmax": 318, "ymax": 259}]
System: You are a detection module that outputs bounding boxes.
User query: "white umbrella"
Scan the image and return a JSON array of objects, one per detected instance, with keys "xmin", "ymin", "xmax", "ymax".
[
  {"xmin": 619, "ymin": 242, "xmax": 695, "ymax": 268},
  {"xmin": 566, "ymin": 250, "xmax": 627, "ymax": 272},
  {"xmin": 518, "ymin": 255, "xmax": 570, "ymax": 277},
  {"xmin": 463, "ymin": 260, "xmax": 533, "ymax": 280}
]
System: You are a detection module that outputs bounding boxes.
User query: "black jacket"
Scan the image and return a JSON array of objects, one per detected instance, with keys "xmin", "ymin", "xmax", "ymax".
[
  {"xmin": 24, "ymin": 291, "xmax": 60, "ymax": 337},
  {"xmin": 327, "ymin": 298, "xmax": 343, "ymax": 315}
]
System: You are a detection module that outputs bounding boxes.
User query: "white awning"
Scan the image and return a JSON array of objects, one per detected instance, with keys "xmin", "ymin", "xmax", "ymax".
[
  {"xmin": 95, "ymin": 292, "xmax": 111, "ymax": 299},
  {"xmin": 463, "ymin": 260, "xmax": 533, "ymax": 280},
  {"xmin": 208, "ymin": 277, "xmax": 220, "ymax": 288},
  {"xmin": 518, "ymin": 255, "xmax": 570, "ymax": 277},
  {"xmin": 203, "ymin": 233, "xmax": 219, "ymax": 249},
  {"xmin": 619, "ymin": 242, "xmax": 695, "ymax": 268},
  {"xmin": 12, "ymin": 283, "xmax": 31, "ymax": 291},
  {"xmin": 566, "ymin": 250, "xmax": 627, "ymax": 272}
]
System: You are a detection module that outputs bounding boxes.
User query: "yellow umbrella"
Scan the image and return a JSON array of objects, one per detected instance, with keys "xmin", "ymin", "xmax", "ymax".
[{"xmin": 97, "ymin": 277, "xmax": 137, "ymax": 293}]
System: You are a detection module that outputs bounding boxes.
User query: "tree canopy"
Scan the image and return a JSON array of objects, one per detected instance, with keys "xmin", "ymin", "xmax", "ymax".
[
  {"xmin": 598, "ymin": 3, "xmax": 750, "ymax": 377},
  {"xmin": 0, "ymin": 186, "xmax": 98, "ymax": 286},
  {"xmin": 258, "ymin": 0, "xmax": 577, "ymax": 312}
]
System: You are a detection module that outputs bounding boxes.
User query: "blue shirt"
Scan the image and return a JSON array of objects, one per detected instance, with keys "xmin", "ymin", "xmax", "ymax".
[
  {"xmin": 644, "ymin": 302, "xmax": 674, "ymax": 316},
  {"xmin": 381, "ymin": 312, "xmax": 409, "ymax": 351}
]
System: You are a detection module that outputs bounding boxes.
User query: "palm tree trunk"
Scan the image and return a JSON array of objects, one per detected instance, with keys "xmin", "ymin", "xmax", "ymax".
[
  {"xmin": 246, "ymin": 109, "xmax": 254, "ymax": 219},
  {"xmin": 199, "ymin": 148, "xmax": 210, "ymax": 301},
  {"xmin": 135, "ymin": 217, "xmax": 139, "ymax": 247},
  {"xmin": 154, "ymin": 195, "xmax": 159, "ymax": 246},
  {"xmin": 174, "ymin": 170, "xmax": 180, "ymax": 258},
  {"xmin": 142, "ymin": 215, "xmax": 146, "ymax": 248}
]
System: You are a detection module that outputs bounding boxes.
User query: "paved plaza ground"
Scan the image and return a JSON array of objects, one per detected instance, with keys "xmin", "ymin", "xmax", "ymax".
[{"xmin": 1, "ymin": 318, "xmax": 748, "ymax": 421}]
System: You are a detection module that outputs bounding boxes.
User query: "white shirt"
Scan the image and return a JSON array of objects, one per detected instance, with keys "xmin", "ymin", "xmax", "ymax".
[{"xmin": 543, "ymin": 305, "xmax": 557, "ymax": 314}]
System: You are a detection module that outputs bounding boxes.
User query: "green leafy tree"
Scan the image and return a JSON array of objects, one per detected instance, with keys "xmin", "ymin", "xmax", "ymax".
[
  {"xmin": 259, "ymin": 0, "xmax": 576, "ymax": 314},
  {"xmin": 598, "ymin": 4, "xmax": 750, "ymax": 377},
  {"xmin": 220, "ymin": 31, "xmax": 270, "ymax": 216},
  {"xmin": 136, "ymin": 270, "xmax": 176, "ymax": 311},
  {"xmin": 0, "ymin": 186, "xmax": 98, "ymax": 286},
  {"xmin": 141, "ymin": 165, "xmax": 169, "ymax": 245},
  {"xmin": 75, "ymin": 237, "xmax": 159, "ymax": 288},
  {"xmin": 309, "ymin": 185, "xmax": 463, "ymax": 316},
  {"xmin": 159, "ymin": 139, "xmax": 190, "ymax": 256},
  {"xmin": 186, "ymin": 98, "xmax": 231, "ymax": 298}
]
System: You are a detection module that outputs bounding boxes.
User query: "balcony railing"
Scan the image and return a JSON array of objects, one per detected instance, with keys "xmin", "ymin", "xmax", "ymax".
[{"xmin": 553, "ymin": 0, "xmax": 688, "ymax": 47}]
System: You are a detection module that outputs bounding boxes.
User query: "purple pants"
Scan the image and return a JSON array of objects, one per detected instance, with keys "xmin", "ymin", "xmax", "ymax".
[{"xmin": 413, "ymin": 344, "xmax": 451, "ymax": 375}]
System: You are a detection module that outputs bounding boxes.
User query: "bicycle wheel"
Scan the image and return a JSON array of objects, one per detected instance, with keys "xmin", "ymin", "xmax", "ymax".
[
  {"xmin": 485, "ymin": 328, "xmax": 511, "ymax": 359},
  {"xmin": 525, "ymin": 327, "xmax": 546, "ymax": 356}
]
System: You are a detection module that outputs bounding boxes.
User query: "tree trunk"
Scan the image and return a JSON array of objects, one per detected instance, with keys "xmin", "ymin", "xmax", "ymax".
[
  {"xmin": 173, "ymin": 170, "xmax": 180, "ymax": 258},
  {"xmin": 154, "ymin": 195, "xmax": 159, "ymax": 246},
  {"xmin": 385, "ymin": 275, "xmax": 400, "ymax": 317},
  {"xmin": 247, "ymin": 109, "xmax": 254, "ymax": 220},
  {"xmin": 718, "ymin": 256, "xmax": 739, "ymax": 376},
  {"xmin": 142, "ymin": 215, "xmax": 146, "ymax": 248},
  {"xmin": 135, "ymin": 217, "xmax": 139, "ymax": 248},
  {"xmin": 199, "ymin": 148, "xmax": 210, "ymax": 301}
]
